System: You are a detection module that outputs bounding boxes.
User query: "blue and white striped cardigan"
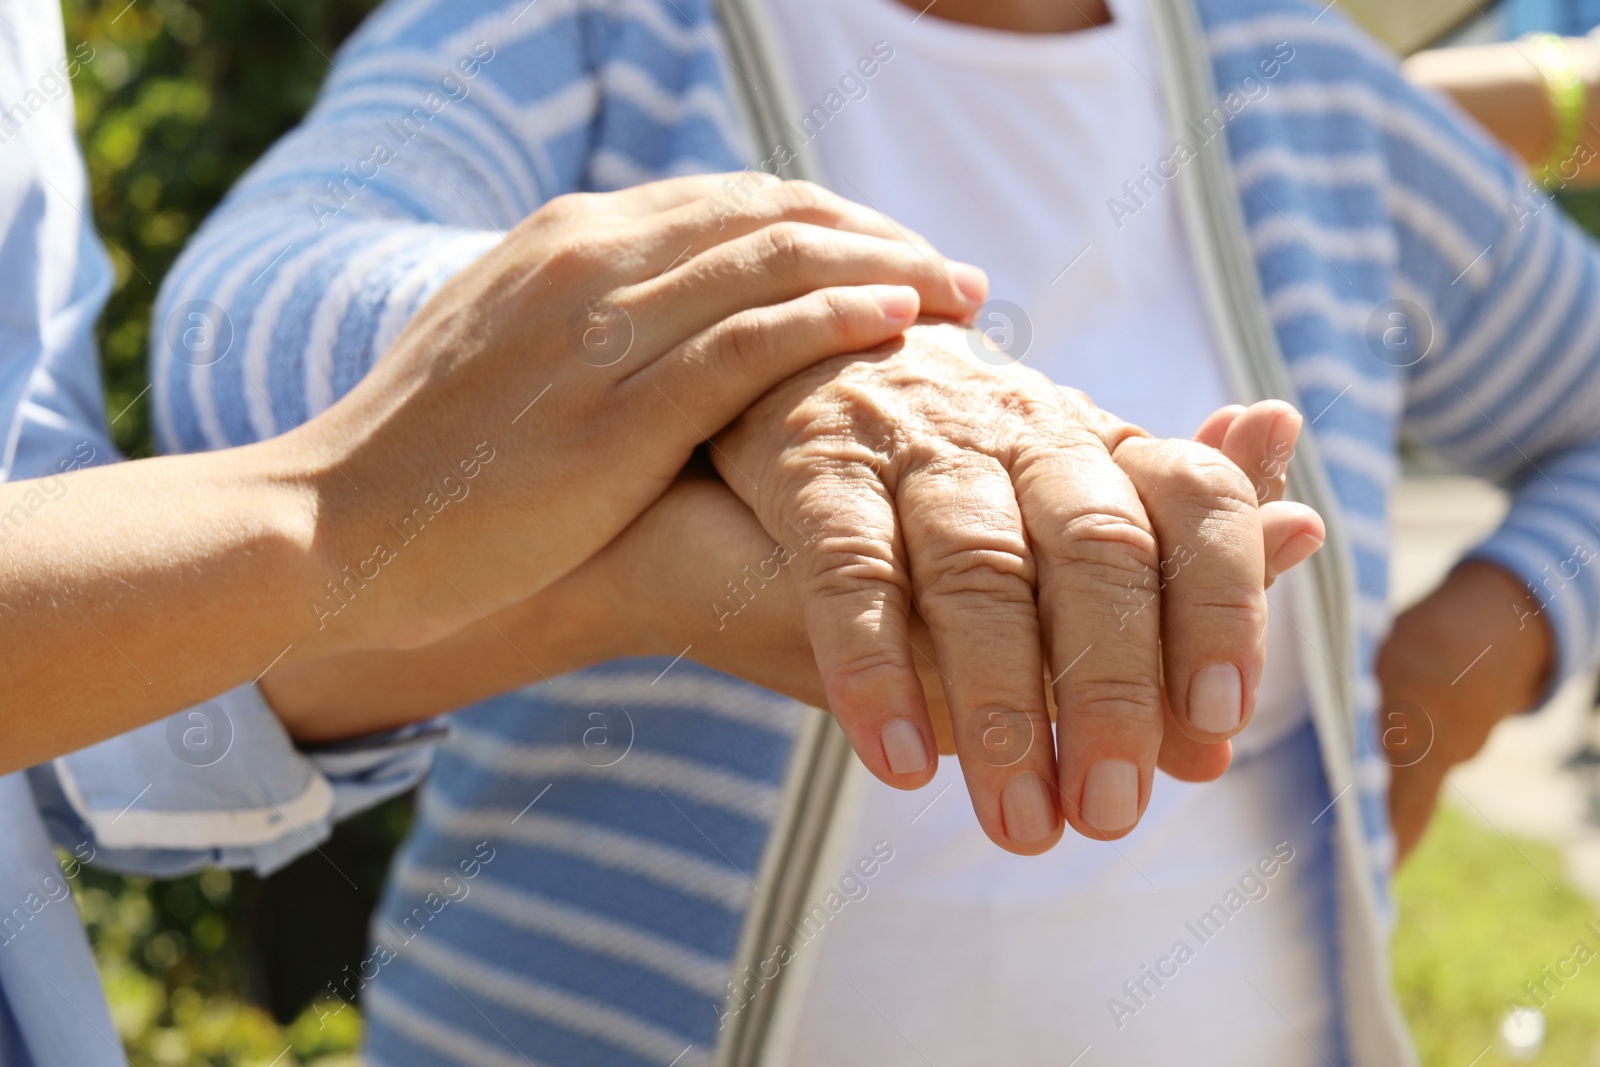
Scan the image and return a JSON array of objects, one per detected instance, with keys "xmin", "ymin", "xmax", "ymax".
[{"xmin": 153, "ymin": 0, "xmax": 1600, "ymax": 1063}]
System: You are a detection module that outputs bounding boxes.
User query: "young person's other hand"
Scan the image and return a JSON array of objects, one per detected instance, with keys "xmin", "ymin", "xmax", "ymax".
[{"xmin": 266, "ymin": 403, "xmax": 1322, "ymax": 777}]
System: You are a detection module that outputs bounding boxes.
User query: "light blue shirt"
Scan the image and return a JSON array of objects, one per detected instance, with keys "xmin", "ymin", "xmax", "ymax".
[{"xmin": 0, "ymin": 6, "xmax": 436, "ymax": 1064}]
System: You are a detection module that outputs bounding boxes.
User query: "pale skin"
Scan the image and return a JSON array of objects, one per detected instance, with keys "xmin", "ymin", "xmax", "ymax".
[{"xmin": 709, "ymin": 331, "xmax": 1322, "ymax": 848}]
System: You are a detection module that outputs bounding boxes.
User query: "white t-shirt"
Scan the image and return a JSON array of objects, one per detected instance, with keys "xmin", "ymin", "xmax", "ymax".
[{"xmin": 760, "ymin": 0, "xmax": 1339, "ymax": 1062}]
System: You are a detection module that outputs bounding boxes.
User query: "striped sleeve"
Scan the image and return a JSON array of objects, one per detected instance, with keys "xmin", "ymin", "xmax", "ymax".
[
  {"xmin": 149, "ymin": 0, "xmax": 597, "ymax": 455},
  {"xmin": 1390, "ymin": 69, "xmax": 1600, "ymax": 690}
]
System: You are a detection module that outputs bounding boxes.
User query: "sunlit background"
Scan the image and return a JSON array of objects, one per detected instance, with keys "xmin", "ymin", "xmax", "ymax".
[{"xmin": 57, "ymin": 0, "xmax": 1600, "ymax": 1063}]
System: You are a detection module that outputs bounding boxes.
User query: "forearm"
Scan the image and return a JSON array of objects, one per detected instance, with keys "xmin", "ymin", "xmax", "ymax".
[
  {"xmin": 265, "ymin": 557, "xmax": 937, "ymax": 748},
  {"xmin": 1404, "ymin": 39, "xmax": 1600, "ymax": 185},
  {"xmin": 263, "ymin": 476, "xmax": 836, "ymax": 742},
  {"xmin": 263, "ymin": 563, "xmax": 934, "ymax": 747},
  {"xmin": 0, "ymin": 439, "xmax": 336, "ymax": 772},
  {"xmin": 263, "ymin": 398, "xmax": 1313, "ymax": 766},
  {"xmin": 262, "ymin": 575, "xmax": 633, "ymax": 742}
]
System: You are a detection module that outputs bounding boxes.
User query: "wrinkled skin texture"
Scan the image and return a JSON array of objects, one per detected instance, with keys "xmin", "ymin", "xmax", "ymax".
[{"xmin": 714, "ymin": 323, "xmax": 1323, "ymax": 851}]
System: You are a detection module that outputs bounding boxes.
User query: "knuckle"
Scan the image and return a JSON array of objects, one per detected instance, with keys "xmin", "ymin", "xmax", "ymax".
[
  {"xmin": 755, "ymin": 220, "xmax": 818, "ymax": 278},
  {"xmin": 1049, "ymin": 413, "xmax": 1113, "ymax": 453},
  {"xmin": 811, "ymin": 287, "xmax": 860, "ymax": 337},
  {"xmin": 1046, "ymin": 511, "xmax": 1160, "ymax": 579},
  {"xmin": 773, "ymin": 179, "xmax": 844, "ymax": 225},
  {"xmin": 536, "ymin": 191, "xmax": 596, "ymax": 224},
  {"xmin": 716, "ymin": 312, "xmax": 777, "ymax": 375},
  {"xmin": 1054, "ymin": 389, "xmax": 1125, "ymax": 442},
  {"xmin": 1186, "ymin": 595, "xmax": 1268, "ymax": 630},
  {"xmin": 746, "ymin": 169, "xmax": 784, "ymax": 192},
  {"xmin": 916, "ymin": 543, "xmax": 1036, "ymax": 604},
  {"xmin": 1155, "ymin": 443, "xmax": 1256, "ymax": 512},
  {"xmin": 805, "ymin": 532, "xmax": 904, "ymax": 589},
  {"xmin": 829, "ymin": 644, "xmax": 917, "ymax": 689},
  {"xmin": 540, "ymin": 236, "xmax": 601, "ymax": 278},
  {"xmin": 1066, "ymin": 677, "xmax": 1163, "ymax": 725}
]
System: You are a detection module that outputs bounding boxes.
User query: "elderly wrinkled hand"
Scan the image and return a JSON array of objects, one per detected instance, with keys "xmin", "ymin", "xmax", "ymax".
[{"xmin": 712, "ymin": 323, "xmax": 1324, "ymax": 852}]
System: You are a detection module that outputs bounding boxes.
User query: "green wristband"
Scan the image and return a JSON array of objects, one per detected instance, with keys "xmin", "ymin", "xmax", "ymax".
[{"xmin": 1526, "ymin": 33, "xmax": 1587, "ymax": 187}]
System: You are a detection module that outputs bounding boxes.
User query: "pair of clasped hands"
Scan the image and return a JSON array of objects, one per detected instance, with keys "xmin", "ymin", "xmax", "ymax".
[{"xmin": 267, "ymin": 173, "xmax": 1326, "ymax": 854}]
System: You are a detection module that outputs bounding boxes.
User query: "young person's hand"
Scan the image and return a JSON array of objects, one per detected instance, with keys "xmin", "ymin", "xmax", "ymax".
[
  {"xmin": 0, "ymin": 174, "xmax": 988, "ymax": 771},
  {"xmin": 709, "ymin": 324, "xmax": 1323, "ymax": 852},
  {"xmin": 1381, "ymin": 561, "xmax": 1556, "ymax": 863},
  {"xmin": 292, "ymin": 174, "xmax": 986, "ymax": 652}
]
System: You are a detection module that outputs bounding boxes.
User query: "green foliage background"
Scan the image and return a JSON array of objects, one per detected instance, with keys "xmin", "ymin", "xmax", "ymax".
[
  {"xmin": 51, "ymin": 0, "xmax": 1600, "ymax": 1064},
  {"xmin": 65, "ymin": 0, "xmax": 383, "ymax": 461}
]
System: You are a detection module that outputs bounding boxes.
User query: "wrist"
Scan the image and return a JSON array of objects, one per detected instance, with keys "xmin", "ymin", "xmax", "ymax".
[
  {"xmin": 582, "ymin": 534, "xmax": 673, "ymax": 661},
  {"xmin": 244, "ymin": 432, "xmax": 390, "ymax": 657}
]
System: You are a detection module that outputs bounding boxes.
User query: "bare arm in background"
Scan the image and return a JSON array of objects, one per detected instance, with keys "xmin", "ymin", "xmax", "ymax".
[{"xmin": 1406, "ymin": 37, "xmax": 1600, "ymax": 186}]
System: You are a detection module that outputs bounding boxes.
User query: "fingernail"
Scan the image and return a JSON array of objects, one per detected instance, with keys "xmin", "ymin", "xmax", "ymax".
[
  {"xmin": 1082, "ymin": 759, "xmax": 1140, "ymax": 833},
  {"xmin": 881, "ymin": 717, "xmax": 930, "ymax": 776},
  {"xmin": 1001, "ymin": 772, "xmax": 1057, "ymax": 843},
  {"xmin": 945, "ymin": 260, "xmax": 988, "ymax": 305},
  {"xmin": 1189, "ymin": 663, "xmax": 1244, "ymax": 734},
  {"xmin": 1267, "ymin": 530, "xmax": 1324, "ymax": 578},
  {"xmin": 866, "ymin": 284, "xmax": 919, "ymax": 324}
]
